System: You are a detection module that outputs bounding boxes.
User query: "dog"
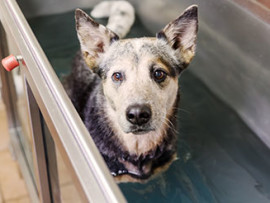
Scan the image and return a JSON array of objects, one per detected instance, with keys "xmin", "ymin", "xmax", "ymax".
[{"xmin": 65, "ymin": 4, "xmax": 198, "ymax": 182}]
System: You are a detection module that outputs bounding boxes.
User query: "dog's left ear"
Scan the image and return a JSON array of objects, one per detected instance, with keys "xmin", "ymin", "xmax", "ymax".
[
  {"xmin": 157, "ymin": 5, "xmax": 198, "ymax": 70},
  {"xmin": 75, "ymin": 9, "xmax": 119, "ymax": 72}
]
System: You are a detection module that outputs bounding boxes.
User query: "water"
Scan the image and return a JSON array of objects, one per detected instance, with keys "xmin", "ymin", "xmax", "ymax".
[{"xmin": 28, "ymin": 8, "xmax": 270, "ymax": 203}]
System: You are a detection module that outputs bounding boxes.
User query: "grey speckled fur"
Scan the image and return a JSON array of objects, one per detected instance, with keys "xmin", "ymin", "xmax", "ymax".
[
  {"xmin": 64, "ymin": 5, "xmax": 198, "ymax": 181},
  {"xmin": 64, "ymin": 52, "xmax": 178, "ymax": 179}
]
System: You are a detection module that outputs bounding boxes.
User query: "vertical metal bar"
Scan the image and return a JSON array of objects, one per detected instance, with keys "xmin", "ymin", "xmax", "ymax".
[
  {"xmin": 42, "ymin": 118, "xmax": 61, "ymax": 203},
  {"xmin": 25, "ymin": 79, "xmax": 61, "ymax": 203}
]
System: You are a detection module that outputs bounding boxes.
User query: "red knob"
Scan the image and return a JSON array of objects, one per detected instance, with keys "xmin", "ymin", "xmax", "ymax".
[{"xmin": 1, "ymin": 55, "xmax": 20, "ymax": 71}]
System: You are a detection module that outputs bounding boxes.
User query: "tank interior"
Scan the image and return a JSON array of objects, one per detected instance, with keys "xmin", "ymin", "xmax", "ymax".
[{"xmin": 13, "ymin": 0, "xmax": 270, "ymax": 202}]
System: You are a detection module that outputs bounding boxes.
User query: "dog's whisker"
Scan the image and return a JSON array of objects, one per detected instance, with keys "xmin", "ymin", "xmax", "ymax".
[
  {"xmin": 162, "ymin": 117, "xmax": 180, "ymax": 135},
  {"xmin": 172, "ymin": 107, "xmax": 191, "ymax": 115}
]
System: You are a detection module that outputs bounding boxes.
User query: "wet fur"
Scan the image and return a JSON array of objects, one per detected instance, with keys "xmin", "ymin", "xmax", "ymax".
[{"xmin": 65, "ymin": 5, "xmax": 198, "ymax": 182}]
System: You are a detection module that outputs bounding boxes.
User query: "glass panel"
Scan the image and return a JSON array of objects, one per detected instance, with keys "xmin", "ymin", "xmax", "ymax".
[
  {"xmin": 56, "ymin": 148, "xmax": 82, "ymax": 203},
  {"xmin": 42, "ymin": 119, "xmax": 82, "ymax": 203},
  {"xmin": 14, "ymin": 69, "xmax": 35, "ymax": 175},
  {"xmin": 5, "ymin": 30, "xmax": 36, "ymax": 184}
]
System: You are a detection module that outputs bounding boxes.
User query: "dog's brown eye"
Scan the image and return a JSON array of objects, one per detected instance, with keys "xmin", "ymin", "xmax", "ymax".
[
  {"xmin": 153, "ymin": 70, "xmax": 167, "ymax": 82},
  {"xmin": 112, "ymin": 72, "xmax": 123, "ymax": 82}
]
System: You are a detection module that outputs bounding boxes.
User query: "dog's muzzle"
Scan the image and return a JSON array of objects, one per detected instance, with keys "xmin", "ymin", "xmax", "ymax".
[{"xmin": 126, "ymin": 104, "xmax": 152, "ymax": 126}]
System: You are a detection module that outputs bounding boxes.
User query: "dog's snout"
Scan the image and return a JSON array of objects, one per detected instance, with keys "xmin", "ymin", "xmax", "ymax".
[{"xmin": 126, "ymin": 104, "xmax": 152, "ymax": 126}]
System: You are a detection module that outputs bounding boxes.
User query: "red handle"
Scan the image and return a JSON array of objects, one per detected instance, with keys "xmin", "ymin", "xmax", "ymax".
[{"xmin": 1, "ymin": 55, "xmax": 20, "ymax": 71}]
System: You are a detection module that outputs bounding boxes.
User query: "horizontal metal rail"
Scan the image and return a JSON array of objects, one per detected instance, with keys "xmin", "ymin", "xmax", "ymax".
[{"xmin": 0, "ymin": 0, "xmax": 126, "ymax": 202}]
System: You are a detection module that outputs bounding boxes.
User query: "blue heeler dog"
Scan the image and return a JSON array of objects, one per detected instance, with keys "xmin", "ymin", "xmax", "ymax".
[{"xmin": 65, "ymin": 4, "xmax": 198, "ymax": 182}]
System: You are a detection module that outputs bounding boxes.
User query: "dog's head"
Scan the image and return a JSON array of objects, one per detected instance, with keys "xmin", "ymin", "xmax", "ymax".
[{"xmin": 75, "ymin": 6, "xmax": 198, "ymax": 147}]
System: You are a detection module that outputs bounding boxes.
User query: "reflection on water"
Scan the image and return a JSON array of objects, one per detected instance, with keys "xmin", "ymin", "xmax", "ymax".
[{"xmin": 28, "ymin": 8, "xmax": 270, "ymax": 203}]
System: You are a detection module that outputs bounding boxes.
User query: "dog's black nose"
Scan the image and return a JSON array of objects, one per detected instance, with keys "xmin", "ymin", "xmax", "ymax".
[{"xmin": 126, "ymin": 104, "xmax": 152, "ymax": 126}]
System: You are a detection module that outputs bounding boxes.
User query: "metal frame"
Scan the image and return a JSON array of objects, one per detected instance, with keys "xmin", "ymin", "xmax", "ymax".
[
  {"xmin": 0, "ymin": 0, "xmax": 126, "ymax": 202},
  {"xmin": 0, "ymin": 21, "xmax": 40, "ymax": 203}
]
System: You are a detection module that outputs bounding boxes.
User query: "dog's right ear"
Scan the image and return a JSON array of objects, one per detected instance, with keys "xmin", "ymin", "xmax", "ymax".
[
  {"xmin": 157, "ymin": 5, "xmax": 198, "ymax": 71},
  {"xmin": 75, "ymin": 9, "xmax": 119, "ymax": 72}
]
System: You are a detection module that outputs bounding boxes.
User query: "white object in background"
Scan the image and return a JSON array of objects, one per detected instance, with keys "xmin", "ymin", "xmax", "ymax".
[{"xmin": 91, "ymin": 1, "xmax": 135, "ymax": 38}]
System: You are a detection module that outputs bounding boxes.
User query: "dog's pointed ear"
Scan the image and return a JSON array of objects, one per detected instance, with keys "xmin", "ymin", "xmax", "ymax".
[
  {"xmin": 75, "ymin": 9, "xmax": 119, "ymax": 72},
  {"xmin": 157, "ymin": 5, "xmax": 198, "ymax": 70}
]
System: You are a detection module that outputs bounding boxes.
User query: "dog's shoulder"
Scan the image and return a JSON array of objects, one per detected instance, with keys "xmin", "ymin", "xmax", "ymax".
[{"xmin": 64, "ymin": 51, "xmax": 100, "ymax": 117}]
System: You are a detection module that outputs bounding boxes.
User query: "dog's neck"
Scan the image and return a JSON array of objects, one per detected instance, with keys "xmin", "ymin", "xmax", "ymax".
[{"xmin": 104, "ymin": 98, "xmax": 178, "ymax": 180}]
